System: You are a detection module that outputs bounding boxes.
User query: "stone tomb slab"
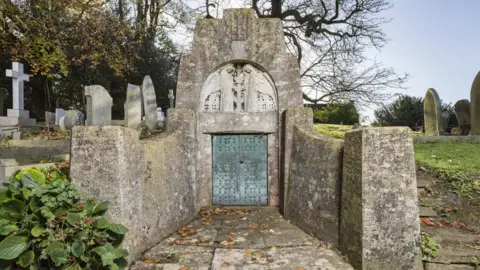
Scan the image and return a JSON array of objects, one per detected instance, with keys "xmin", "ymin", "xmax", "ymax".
[
  {"xmin": 131, "ymin": 245, "xmax": 214, "ymax": 270},
  {"xmin": 212, "ymin": 248, "xmax": 269, "ymax": 269}
]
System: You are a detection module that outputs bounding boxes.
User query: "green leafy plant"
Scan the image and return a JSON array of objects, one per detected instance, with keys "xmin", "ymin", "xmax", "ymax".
[
  {"xmin": 0, "ymin": 167, "xmax": 128, "ymax": 269},
  {"xmin": 421, "ymin": 232, "xmax": 440, "ymax": 261}
]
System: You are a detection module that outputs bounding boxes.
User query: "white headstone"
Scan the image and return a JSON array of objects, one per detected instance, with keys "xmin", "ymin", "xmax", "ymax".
[
  {"xmin": 141, "ymin": 76, "xmax": 158, "ymax": 130},
  {"xmin": 59, "ymin": 116, "xmax": 73, "ymax": 131},
  {"xmin": 6, "ymin": 62, "xmax": 29, "ymax": 110},
  {"xmin": 55, "ymin": 108, "xmax": 65, "ymax": 125},
  {"xmin": 124, "ymin": 84, "xmax": 142, "ymax": 130},
  {"xmin": 84, "ymin": 85, "xmax": 113, "ymax": 126},
  {"xmin": 157, "ymin": 107, "xmax": 165, "ymax": 121}
]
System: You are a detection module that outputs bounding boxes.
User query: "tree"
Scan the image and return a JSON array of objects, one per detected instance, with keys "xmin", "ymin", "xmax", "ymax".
[
  {"xmin": 313, "ymin": 102, "xmax": 359, "ymax": 125},
  {"xmin": 0, "ymin": 0, "xmax": 179, "ymax": 118},
  {"xmin": 373, "ymin": 95, "xmax": 455, "ymax": 130},
  {"xmin": 167, "ymin": 0, "xmax": 408, "ymax": 107}
]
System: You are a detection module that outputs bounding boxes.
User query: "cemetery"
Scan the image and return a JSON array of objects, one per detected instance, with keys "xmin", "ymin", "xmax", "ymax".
[{"xmin": 0, "ymin": 3, "xmax": 479, "ymax": 270}]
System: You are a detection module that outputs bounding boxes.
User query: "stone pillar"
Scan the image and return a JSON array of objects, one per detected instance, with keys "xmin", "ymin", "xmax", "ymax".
[
  {"xmin": 339, "ymin": 127, "xmax": 421, "ymax": 270},
  {"xmin": 70, "ymin": 126, "xmax": 146, "ymax": 262}
]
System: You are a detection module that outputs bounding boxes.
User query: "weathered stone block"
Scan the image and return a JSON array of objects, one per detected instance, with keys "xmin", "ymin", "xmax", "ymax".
[
  {"xmin": 339, "ymin": 127, "xmax": 420, "ymax": 270},
  {"xmin": 454, "ymin": 99, "xmax": 471, "ymax": 127}
]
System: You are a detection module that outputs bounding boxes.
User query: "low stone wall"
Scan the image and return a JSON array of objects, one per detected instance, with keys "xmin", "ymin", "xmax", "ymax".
[
  {"xmin": 0, "ymin": 140, "xmax": 70, "ymax": 164},
  {"xmin": 413, "ymin": 135, "xmax": 480, "ymax": 143},
  {"xmin": 70, "ymin": 108, "xmax": 197, "ymax": 263},
  {"xmin": 284, "ymin": 125, "xmax": 344, "ymax": 245}
]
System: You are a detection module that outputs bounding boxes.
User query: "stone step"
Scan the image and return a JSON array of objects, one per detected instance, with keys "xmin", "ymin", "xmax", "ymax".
[
  {"xmin": 425, "ymin": 262, "xmax": 477, "ymax": 270},
  {"xmin": 419, "ymin": 207, "xmax": 439, "ymax": 217}
]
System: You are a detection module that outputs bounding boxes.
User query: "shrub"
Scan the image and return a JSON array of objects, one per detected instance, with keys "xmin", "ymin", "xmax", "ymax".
[
  {"xmin": 0, "ymin": 166, "xmax": 128, "ymax": 269},
  {"xmin": 313, "ymin": 103, "xmax": 359, "ymax": 125}
]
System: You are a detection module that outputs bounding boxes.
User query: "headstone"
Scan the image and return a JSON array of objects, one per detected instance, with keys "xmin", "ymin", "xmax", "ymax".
[
  {"xmin": 65, "ymin": 110, "xmax": 85, "ymax": 126},
  {"xmin": 340, "ymin": 127, "xmax": 420, "ymax": 270},
  {"xmin": 454, "ymin": 99, "xmax": 471, "ymax": 127},
  {"xmin": 423, "ymin": 88, "xmax": 441, "ymax": 136},
  {"xmin": 59, "ymin": 116, "xmax": 73, "ymax": 131},
  {"xmin": 352, "ymin": 123, "xmax": 359, "ymax": 130},
  {"xmin": 55, "ymin": 108, "xmax": 65, "ymax": 125},
  {"xmin": 141, "ymin": 76, "xmax": 158, "ymax": 130},
  {"xmin": 84, "ymin": 85, "xmax": 112, "ymax": 126},
  {"xmin": 168, "ymin": 89, "xmax": 175, "ymax": 108},
  {"xmin": 0, "ymin": 89, "xmax": 6, "ymax": 116},
  {"xmin": 45, "ymin": 112, "xmax": 55, "ymax": 126},
  {"xmin": 471, "ymin": 71, "xmax": 480, "ymax": 135},
  {"xmin": 157, "ymin": 107, "xmax": 165, "ymax": 128},
  {"xmin": 0, "ymin": 62, "xmax": 35, "ymax": 126},
  {"xmin": 124, "ymin": 84, "xmax": 142, "ymax": 130},
  {"xmin": 440, "ymin": 111, "xmax": 450, "ymax": 133}
]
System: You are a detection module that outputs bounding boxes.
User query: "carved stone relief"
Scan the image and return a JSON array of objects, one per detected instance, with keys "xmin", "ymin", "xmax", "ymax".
[{"xmin": 201, "ymin": 63, "xmax": 277, "ymax": 112}]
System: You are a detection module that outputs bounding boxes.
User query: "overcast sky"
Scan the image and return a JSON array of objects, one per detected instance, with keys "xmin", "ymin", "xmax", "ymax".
[{"xmin": 171, "ymin": 1, "xmax": 480, "ymax": 122}]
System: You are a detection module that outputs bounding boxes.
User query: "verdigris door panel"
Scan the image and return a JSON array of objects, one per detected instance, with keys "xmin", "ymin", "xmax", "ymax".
[{"xmin": 212, "ymin": 135, "xmax": 267, "ymax": 205}]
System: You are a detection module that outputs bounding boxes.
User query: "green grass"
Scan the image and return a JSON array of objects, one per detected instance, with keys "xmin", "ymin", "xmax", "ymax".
[
  {"xmin": 313, "ymin": 124, "xmax": 480, "ymax": 198},
  {"xmin": 313, "ymin": 124, "xmax": 353, "ymax": 139}
]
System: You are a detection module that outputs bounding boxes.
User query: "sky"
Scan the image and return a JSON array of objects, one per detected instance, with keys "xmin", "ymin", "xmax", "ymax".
[
  {"xmin": 172, "ymin": 1, "xmax": 480, "ymax": 122},
  {"xmin": 361, "ymin": 0, "xmax": 480, "ymax": 120}
]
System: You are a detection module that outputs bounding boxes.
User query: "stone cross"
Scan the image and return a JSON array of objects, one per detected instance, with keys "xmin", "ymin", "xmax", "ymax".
[
  {"xmin": 168, "ymin": 89, "xmax": 175, "ymax": 108},
  {"xmin": 424, "ymin": 88, "xmax": 442, "ymax": 136},
  {"xmin": 6, "ymin": 62, "xmax": 29, "ymax": 110}
]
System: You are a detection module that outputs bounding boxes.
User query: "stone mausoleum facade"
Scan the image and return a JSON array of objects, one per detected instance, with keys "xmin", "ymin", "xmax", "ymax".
[{"xmin": 175, "ymin": 9, "xmax": 303, "ymax": 207}]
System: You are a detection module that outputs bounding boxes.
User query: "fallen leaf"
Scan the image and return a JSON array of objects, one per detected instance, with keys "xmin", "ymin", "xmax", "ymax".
[
  {"xmin": 179, "ymin": 267, "xmax": 190, "ymax": 270},
  {"xmin": 279, "ymin": 261, "xmax": 286, "ymax": 265},
  {"xmin": 254, "ymin": 252, "xmax": 263, "ymax": 258},
  {"xmin": 220, "ymin": 263, "xmax": 229, "ymax": 268},
  {"xmin": 243, "ymin": 232, "xmax": 249, "ymax": 236},
  {"xmin": 421, "ymin": 218, "xmax": 434, "ymax": 226},
  {"xmin": 297, "ymin": 267, "xmax": 305, "ymax": 270},
  {"xmin": 244, "ymin": 250, "xmax": 253, "ymax": 255},
  {"xmin": 143, "ymin": 259, "xmax": 154, "ymax": 264},
  {"xmin": 228, "ymin": 248, "xmax": 233, "ymax": 251}
]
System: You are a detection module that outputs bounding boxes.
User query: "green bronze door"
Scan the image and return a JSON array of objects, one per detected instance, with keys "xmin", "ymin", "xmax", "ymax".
[{"xmin": 212, "ymin": 135, "xmax": 268, "ymax": 205}]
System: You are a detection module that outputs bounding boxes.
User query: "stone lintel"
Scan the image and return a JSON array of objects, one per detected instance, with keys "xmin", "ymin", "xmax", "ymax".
[{"xmin": 201, "ymin": 111, "xmax": 277, "ymax": 134}]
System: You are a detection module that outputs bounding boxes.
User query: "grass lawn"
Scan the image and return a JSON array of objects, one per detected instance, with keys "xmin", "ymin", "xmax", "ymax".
[
  {"xmin": 314, "ymin": 124, "xmax": 480, "ymax": 198},
  {"xmin": 313, "ymin": 124, "xmax": 353, "ymax": 139}
]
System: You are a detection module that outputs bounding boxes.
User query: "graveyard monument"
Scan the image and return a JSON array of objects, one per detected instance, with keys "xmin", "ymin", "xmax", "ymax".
[
  {"xmin": 124, "ymin": 84, "xmax": 142, "ymax": 131},
  {"xmin": 470, "ymin": 71, "xmax": 480, "ymax": 135},
  {"xmin": 423, "ymin": 88, "xmax": 442, "ymax": 136},
  {"xmin": 0, "ymin": 62, "xmax": 36, "ymax": 127},
  {"xmin": 70, "ymin": 9, "xmax": 421, "ymax": 268},
  {"xmin": 84, "ymin": 85, "xmax": 112, "ymax": 126}
]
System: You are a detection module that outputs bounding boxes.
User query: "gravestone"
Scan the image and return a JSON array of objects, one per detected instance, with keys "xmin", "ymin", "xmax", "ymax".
[
  {"xmin": 454, "ymin": 99, "xmax": 471, "ymax": 127},
  {"xmin": 55, "ymin": 108, "xmax": 65, "ymax": 125},
  {"xmin": 168, "ymin": 89, "xmax": 175, "ymax": 108},
  {"xmin": 59, "ymin": 116, "xmax": 73, "ymax": 131},
  {"xmin": 84, "ymin": 85, "xmax": 112, "ymax": 126},
  {"xmin": 0, "ymin": 62, "xmax": 36, "ymax": 126},
  {"xmin": 157, "ymin": 107, "xmax": 165, "ymax": 128},
  {"xmin": 424, "ymin": 88, "xmax": 442, "ymax": 136},
  {"xmin": 0, "ymin": 89, "xmax": 5, "ymax": 116},
  {"xmin": 65, "ymin": 110, "xmax": 85, "ymax": 126},
  {"xmin": 470, "ymin": 71, "xmax": 480, "ymax": 135},
  {"xmin": 141, "ymin": 76, "xmax": 158, "ymax": 130},
  {"xmin": 45, "ymin": 112, "xmax": 55, "ymax": 126},
  {"xmin": 440, "ymin": 111, "xmax": 450, "ymax": 133},
  {"xmin": 124, "ymin": 84, "xmax": 142, "ymax": 131}
]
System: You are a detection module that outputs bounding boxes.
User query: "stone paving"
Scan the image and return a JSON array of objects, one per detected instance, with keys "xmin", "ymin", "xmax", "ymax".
[{"xmin": 131, "ymin": 207, "xmax": 353, "ymax": 270}]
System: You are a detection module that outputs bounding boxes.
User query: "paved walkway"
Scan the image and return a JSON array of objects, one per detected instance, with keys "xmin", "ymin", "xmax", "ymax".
[{"xmin": 131, "ymin": 207, "xmax": 353, "ymax": 269}]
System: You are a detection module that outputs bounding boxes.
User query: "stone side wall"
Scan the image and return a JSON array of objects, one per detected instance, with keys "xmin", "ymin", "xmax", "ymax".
[
  {"xmin": 282, "ymin": 108, "xmax": 314, "ymax": 211},
  {"xmin": 70, "ymin": 108, "xmax": 197, "ymax": 263},
  {"xmin": 0, "ymin": 142, "xmax": 70, "ymax": 164},
  {"xmin": 284, "ymin": 125, "xmax": 344, "ymax": 244},
  {"xmin": 413, "ymin": 135, "xmax": 480, "ymax": 143}
]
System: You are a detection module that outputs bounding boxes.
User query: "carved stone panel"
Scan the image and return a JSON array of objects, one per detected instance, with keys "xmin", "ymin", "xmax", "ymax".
[{"xmin": 201, "ymin": 63, "xmax": 277, "ymax": 113}]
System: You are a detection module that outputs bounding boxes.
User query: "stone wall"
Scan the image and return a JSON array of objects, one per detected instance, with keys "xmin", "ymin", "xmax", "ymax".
[
  {"xmin": 413, "ymin": 135, "xmax": 480, "ymax": 143},
  {"xmin": 70, "ymin": 108, "xmax": 197, "ymax": 263},
  {"xmin": 284, "ymin": 125, "xmax": 344, "ymax": 244},
  {"xmin": 0, "ymin": 140, "xmax": 70, "ymax": 164}
]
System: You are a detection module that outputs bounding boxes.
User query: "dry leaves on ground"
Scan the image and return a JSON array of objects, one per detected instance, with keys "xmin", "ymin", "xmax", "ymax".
[{"xmin": 200, "ymin": 208, "xmax": 250, "ymax": 216}]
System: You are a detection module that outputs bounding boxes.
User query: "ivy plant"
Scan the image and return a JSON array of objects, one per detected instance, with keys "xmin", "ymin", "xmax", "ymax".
[{"xmin": 0, "ymin": 167, "xmax": 128, "ymax": 269}]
